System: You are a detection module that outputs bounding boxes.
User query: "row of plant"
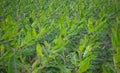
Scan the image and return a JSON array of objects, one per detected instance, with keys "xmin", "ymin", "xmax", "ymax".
[{"xmin": 0, "ymin": 0, "xmax": 120, "ymax": 73}]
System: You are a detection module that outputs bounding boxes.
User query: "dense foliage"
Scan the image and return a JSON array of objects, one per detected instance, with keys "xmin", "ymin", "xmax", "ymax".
[{"xmin": 0, "ymin": 0, "xmax": 120, "ymax": 73}]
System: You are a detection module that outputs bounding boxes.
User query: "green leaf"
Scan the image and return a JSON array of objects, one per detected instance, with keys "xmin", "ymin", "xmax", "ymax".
[
  {"xmin": 37, "ymin": 27, "xmax": 46, "ymax": 38},
  {"xmin": 32, "ymin": 59, "xmax": 40, "ymax": 69},
  {"xmin": 79, "ymin": 45, "xmax": 84, "ymax": 52},
  {"xmin": 32, "ymin": 28, "xmax": 37, "ymax": 37},
  {"xmin": 8, "ymin": 55, "xmax": 18, "ymax": 73},
  {"xmin": 32, "ymin": 67, "xmax": 40, "ymax": 73},
  {"xmin": 88, "ymin": 18, "xmax": 94, "ymax": 33},
  {"xmin": 78, "ymin": 54, "xmax": 96, "ymax": 73},
  {"xmin": 83, "ymin": 45, "xmax": 93, "ymax": 58},
  {"xmin": 0, "ymin": 44, "xmax": 5, "ymax": 55},
  {"xmin": 36, "ymin": 43, "xmax": 43, "ymax": 57}
]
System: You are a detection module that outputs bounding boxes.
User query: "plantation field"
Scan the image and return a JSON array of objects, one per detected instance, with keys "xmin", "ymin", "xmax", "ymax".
[{"xmin": 0, "ymin": 0, "xmax": 120, "ymax": 73}]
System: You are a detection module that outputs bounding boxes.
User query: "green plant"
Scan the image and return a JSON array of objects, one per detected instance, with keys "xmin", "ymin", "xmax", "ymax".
[
  {"xmin": 112, "ymin": 16, "xmax": 120, "ymax": 73},
  {"xmin": 0, "ymin": 0, "xmax": 120, "ymax": 73}
]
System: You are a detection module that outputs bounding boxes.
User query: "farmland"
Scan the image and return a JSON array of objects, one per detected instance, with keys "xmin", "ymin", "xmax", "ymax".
[{"xmin": 0, "ymin": 0, "xmax": 120, "ymax": 73}]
